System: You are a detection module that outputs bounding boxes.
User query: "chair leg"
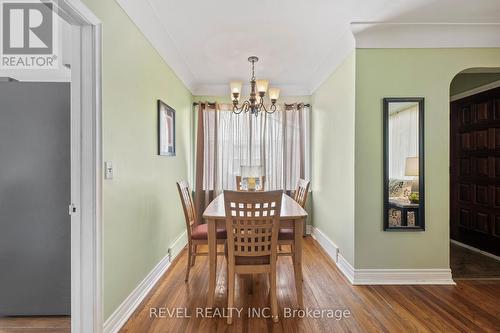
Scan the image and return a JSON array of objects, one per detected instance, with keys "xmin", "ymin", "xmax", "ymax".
[
  {"xmin": 185, "ymin": 244, "xmax": 192, "ymax": 282},
  {"xmin": 191, "ymin": 245, "xmax": 197, "ymax": 266},
  {"xmin": 270, "ymin": 270, "xmax": 278, "ymax": 322},
  {"xmin": 227, "ymin": 266, "xmax": 235, "ymax": 325}
]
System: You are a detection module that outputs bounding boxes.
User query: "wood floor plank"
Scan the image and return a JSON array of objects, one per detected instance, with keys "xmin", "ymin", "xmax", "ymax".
[
  {"xmin": 0, "ymin": 316, "xmax": 70, "ymax": 333},
  {"xmin": 120, "ymin": 237, "xmax": 500, "ymax": 333}
]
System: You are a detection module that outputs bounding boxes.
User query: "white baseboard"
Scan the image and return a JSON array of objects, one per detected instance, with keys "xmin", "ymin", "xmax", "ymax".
[
  {"xmin": 310, "ymin": 226, "xmax": 454, "ymax": 285},
  {"xmin": 310, "ymin": 226, "xmax": 339, "ymax": 262},
  {"xmin": 352, "ymin": 269, "xmax": 455, "ymax": 285},
  {"xmin": 103, "ymin": 230, "xmax": 188, "ymax": 333},
  {"xmin": 336, "ymin": 253, "xmax": 355, "ymax": 284},
  {"xmin": 450, "ymin": 239, "xmax": 500, "ymax": 262}
]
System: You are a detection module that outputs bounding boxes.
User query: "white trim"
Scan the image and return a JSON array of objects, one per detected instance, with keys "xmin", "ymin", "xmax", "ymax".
[
  {"xmin": 451, "ymin": 239, "xmax": 500, "ymax": 262},
  {"xmin": 352, "ymin": 269, "xmax": 455, "ymax": 285},
  {"xmin": 309, "ymin": 30, "xmax": 355, "ymax": 94},
  {"xmin": 56, "ymin": 1, "xmax": 103, "ymax": 332},
  {"xmin": 336, "ymin": 253, "xmax": 355, "ymax": 284},
  {"xmin": 103, "ymin": 231, "xmax": 188, "ymax": 333},
  {"xmin": 115, "ymin": 0, "xmax": 196, "ymax": 93},
  {"xmin": 310, "ymin": 226, "xmax": 339, "ymax": 263},
  {"xmin": 351, "ymin": 23, "xmax": 500, "ymax": 49},
  {"xmin": 310, "ymin": 226, "xmax": 354, "ymax": 283},
  {"xmin": 450, "ymin": 79, "xmax": 500, "ymax": 102},
  {"xmin": 193, "ymin": 83, "xmax": 312, "ymax": 97},
  {"xmin": 310, "ymin": 226, "xmax": 455, "ymax": 285}
]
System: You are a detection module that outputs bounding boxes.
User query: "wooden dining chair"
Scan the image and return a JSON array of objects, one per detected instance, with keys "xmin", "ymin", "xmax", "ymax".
[
  {"xmin": 235, "ymin": 175, "xmax": 266, "ymax": 191},
  {"xmin": 278, "ymin": 179, "xmax": 310, "ymax": 255},
  {"xmin": 224, "ymin": 190, "xmax": 282, "ymax": 324},
  {"xmin": 176, "ymin": 180, "xmax": 226, "ymax": 282}
]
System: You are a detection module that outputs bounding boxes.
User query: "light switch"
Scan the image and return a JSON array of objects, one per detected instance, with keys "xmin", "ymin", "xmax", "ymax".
[{"xmin": 105, "ymin": 161, "xmax": 113, "ymax": 180}]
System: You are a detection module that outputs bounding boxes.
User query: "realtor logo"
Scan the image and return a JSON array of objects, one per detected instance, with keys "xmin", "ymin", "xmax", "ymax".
[{"xmin": 1, "ymin": 0, "xmax": 59, "ymax": 69}]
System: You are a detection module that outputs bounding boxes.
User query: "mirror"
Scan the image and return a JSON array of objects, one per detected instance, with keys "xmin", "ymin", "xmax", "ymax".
[{"xmin": 383, "ymin": 98, "xmax": 425, "ymax": 231}]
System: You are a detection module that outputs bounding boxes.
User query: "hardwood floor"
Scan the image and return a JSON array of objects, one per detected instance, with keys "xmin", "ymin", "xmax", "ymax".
[
  {"xmin": 0, "ymin": 316, "xmax": 70, "ymax": 333},
  {"xmin": 450, "ymin": 242, "xmax": 500, "ymax": 279},
  {"xmin": 120, "ymin": 237, "xmax": 500, "ymax": 333}
]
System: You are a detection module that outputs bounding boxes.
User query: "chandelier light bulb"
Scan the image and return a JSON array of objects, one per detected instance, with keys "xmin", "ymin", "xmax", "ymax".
[
  {"xmin": 256, "ymin": 80, "xmax": 269, "ymax": 94},
  {"xmin": 230, "ymin": 81, "xmax": 242, "ymax": 95},
  {"xmin": 268, "ymin": 87, "xmax": 280, "ymax": 101}
]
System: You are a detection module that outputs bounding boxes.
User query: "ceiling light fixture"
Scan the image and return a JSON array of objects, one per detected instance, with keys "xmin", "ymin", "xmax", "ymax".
[{"xmin": 230, "ymin": 56, "xmax": 280, "ymax": 116}]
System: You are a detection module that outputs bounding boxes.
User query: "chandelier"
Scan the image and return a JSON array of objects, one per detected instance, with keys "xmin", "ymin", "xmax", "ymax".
[{"xmin": 230, "ymin": 56, "xmax": 280, "ymax": 116}]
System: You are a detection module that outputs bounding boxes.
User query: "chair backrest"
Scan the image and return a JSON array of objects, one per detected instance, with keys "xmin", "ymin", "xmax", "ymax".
[
  {"xmin": 235, "ymin": 175, "xmax": 266, "ymax": 191},
  {"xmin": 293, "ymin": 179, "xmax": 310, "ymax": 208},
  {"xmin": 176, "ymin": 181, "xmax": 196, "ymax": 238},
  {"xmin": 224, "ymin": 190, "xmax": 282, "ymax": 261},
  {"xmin": 236, "ymin": 176, "xmax": 242, "ymax": 191}
]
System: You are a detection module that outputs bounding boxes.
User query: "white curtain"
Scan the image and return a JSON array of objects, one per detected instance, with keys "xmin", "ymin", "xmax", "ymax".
[
  {"xmin": 200, "ymin": 103, "xmax": 310, "ymax": 195},
  {"xmin": 388, "ymin": 105, "xmax": 419, "ymax": 179}
]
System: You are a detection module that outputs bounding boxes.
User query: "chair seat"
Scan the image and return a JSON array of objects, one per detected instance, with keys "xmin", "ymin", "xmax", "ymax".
[
  {"xmin": 278, "ymin": 228, "xmax": 294, "ymax": 240},
  {"xmin": 224, "ymin": 243, "xmax": 270, "ymax": 265},
  {"xmin": 191, "ymin": 223, "xmax": 227, "ymax": 240}
]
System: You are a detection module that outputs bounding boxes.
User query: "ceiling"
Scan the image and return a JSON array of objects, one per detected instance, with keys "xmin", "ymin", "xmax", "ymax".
[{"xmin": 117, "ymin": 0, "xmax": 500, "ymax": 96}]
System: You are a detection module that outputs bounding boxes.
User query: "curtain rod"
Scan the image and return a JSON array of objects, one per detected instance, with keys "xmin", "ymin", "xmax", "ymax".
[{"xmin": 192, "ymin": 102, "xmax": 311, "ymax": 108}]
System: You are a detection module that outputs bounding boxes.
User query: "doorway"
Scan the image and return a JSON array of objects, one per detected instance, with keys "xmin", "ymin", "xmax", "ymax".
[
  {"xmin": 449, "ymin": 69, "xmax": 500, "ymax": 279},
  {"xmin": 0, "ymin": 1, "xmax": 102, "ymax": 332}
]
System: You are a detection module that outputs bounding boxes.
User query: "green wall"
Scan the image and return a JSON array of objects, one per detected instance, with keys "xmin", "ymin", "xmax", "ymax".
[
  {"xmin": 311, "ymin": 53, "xmax": 356, "ymax": 265},
  {"xmin": 82, "ymin": 0, "xmax": 193, "ymax": 319},
  {"xmin": 355, "ymin": 48, "xmax": 500, "ymax": 269},
  {"xmin": 450, "ymin": 73, "xmax": 500, "ymax": 96}
]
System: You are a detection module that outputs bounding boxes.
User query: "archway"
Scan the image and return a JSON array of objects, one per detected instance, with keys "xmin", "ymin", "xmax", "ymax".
[{"xmin": 449, "ymin": 68, "xmax": 500, "ymax": 280}]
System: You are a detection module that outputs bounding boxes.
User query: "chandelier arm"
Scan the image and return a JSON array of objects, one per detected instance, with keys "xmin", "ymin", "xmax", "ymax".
[
  {"xmin": 232, "ymin": 101, "xmax": 247, "ymax": 114},
  {"xmin": 232, "ymin": 105, "xmax": 244, "ymax": 114},
  {"xmin": 260, "ymin": 101, "xmax": 267, "ymax": 112},
  {"xmin": 267, "ymin": 103, "xmax": 277, "ymax": 114},
  {"xmin": 243, "ymin": 100, "xmax": 251, "ymax": 113}
]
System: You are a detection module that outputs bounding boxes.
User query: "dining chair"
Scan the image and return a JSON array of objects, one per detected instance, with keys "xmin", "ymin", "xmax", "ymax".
[
  {"xmin": 278, "ymin": 178, "xmax": 310, "ymax": 255},
  {"xmin": 224, "ymin": 190, "xmax": 282, "ymax": 324},
  {"xmin": 176, "ymin": 180, "xmax": 226, "ymax": 282},
  {"xmin": 235, "ymin": 175, "xmax": 266, "ymax": 191}
]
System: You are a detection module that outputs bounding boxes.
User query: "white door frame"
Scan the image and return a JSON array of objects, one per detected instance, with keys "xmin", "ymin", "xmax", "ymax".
[{"xmin": 55, "ymin": 1, "xmax": 102, "ymax": 332}]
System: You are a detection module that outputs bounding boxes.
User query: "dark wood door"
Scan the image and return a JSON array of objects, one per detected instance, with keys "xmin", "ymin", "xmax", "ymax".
[{"xmin": 450, "ymin": 86, "xmax": 500, "ymax": 256}]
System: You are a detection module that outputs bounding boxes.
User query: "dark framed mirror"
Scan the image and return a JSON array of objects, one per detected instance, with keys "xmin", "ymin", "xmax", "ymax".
[{"xmin": 383, "ymin": 98, "xmax": 425, "ymax": 231}]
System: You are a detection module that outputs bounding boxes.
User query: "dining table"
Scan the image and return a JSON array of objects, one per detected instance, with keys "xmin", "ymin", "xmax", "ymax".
[{"xmin": 202, "ymin": 192, "xmax": 308, "ymax": 309}]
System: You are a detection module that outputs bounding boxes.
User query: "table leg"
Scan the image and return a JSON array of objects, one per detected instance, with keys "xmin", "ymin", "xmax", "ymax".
[
  {"xmin": 207, "ymin": 219, "xmax": 217, "ymax": 308},
  {"xmin": 293, "ymin": 218, "xmax": 304, "ymax": 308}
]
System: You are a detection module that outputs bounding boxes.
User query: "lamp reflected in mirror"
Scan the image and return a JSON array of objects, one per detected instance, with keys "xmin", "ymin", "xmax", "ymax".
[{"xmin": 384, "ymin": 98, "xmax": 425, "ymax": 231}]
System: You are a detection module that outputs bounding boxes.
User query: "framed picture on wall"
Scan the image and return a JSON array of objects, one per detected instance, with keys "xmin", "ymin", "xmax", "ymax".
[{"xmin": 158, "ymin": 100, "xmax": 176, "ymax": 156}]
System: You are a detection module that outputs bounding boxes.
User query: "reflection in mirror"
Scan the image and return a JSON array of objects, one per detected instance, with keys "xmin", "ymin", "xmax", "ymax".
[{"xmin": 384, "ymin": 98, "xmax": 424, "ymax": 231}]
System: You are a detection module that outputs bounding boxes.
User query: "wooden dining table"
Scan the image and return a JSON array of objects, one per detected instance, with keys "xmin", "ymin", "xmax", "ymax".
[{"xmin": 202, "ymin": 192, "xmax": 308, "ymax": 309}]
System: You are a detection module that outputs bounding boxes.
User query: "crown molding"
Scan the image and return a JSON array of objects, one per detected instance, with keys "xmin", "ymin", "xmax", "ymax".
[
  {"xmin": 116, "ymin": 0, "xmax": 197, "ymax": 93},
  {"xmin": 115, "ymin": 0, "xmax": 500, "ymax": 96},
  {"xmin": 308, "ymin": 30, "xmax": 356, "ymax": 94},
  {"xmin": 193, "ymin": 83, "xmax": 312, "ymax": 97},
  {"xmin": 351, "ymin": 22, "xmax": 500, "ymax": 48}
]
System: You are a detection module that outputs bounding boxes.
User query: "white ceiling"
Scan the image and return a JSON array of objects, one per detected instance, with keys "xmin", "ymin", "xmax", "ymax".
[{"xmin": 117, "ymin": 0, "xmax": 500, "ymax": 96}]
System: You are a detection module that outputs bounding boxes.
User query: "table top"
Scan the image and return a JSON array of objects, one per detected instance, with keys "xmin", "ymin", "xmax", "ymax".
[{"xmin": 203, "ymin": 192, "xmax": 308, "ymax": 220}]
